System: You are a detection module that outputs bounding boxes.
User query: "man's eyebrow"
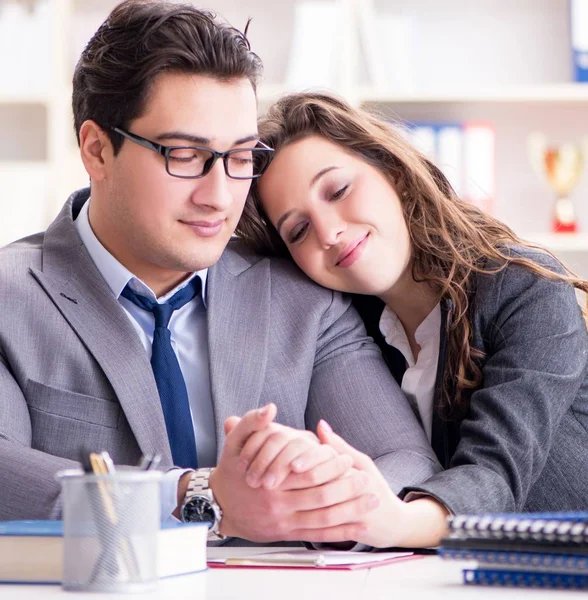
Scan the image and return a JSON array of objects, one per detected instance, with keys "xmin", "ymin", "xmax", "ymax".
[{"xmin": 154, "ymin": 131, "xmax": 259, "ymax": 147}]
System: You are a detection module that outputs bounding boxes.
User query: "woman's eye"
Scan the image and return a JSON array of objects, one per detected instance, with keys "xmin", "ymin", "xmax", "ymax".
[
  {"xmin": 331, "ymin": 184, "xmax": 349, "ymax": 201},
  {"xmin": 288, "ymin": 222, "xmax": 308, "ymax": 244}
]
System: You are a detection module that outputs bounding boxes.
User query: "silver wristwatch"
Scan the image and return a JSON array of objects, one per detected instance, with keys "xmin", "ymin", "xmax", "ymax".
[{"xmin": 180, "ymin": 468, "xmax": 225, "ymax": 541}]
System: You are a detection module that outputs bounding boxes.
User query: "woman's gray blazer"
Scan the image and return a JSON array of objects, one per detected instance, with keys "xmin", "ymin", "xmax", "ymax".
[{"xmin": 354, "ymin": 246, "xmax": 588, "ymax": 515}]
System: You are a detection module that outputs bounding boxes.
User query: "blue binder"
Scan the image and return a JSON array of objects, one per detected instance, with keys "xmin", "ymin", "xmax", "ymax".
[
  {"xmin": 463, "ymin": 568, "xmax": 588, "ymax": 589},
  {"xmin": 571, "ymin": 0, "xmax": 588, "ymax": 82}
]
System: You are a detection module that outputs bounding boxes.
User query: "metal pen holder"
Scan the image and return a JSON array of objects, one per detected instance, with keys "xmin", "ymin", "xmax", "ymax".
[{"xmin": 58, "ymin": 469, "xmax": 162, "ymax": 593}]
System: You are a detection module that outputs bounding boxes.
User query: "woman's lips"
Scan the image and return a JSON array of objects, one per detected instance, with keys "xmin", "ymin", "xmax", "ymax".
[{"xmin": 336, "ymin": 234, "xmax": 369, "ymax": 268}]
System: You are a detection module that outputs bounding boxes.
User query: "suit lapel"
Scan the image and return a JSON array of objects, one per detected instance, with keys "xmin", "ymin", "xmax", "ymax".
[
  {"xmin": 206, "ymin": 244, "xmax": 270, "ymax": 460},
  {"xmin": 31, "ymin": 191, "xmax": 172, "ymax": 466}
]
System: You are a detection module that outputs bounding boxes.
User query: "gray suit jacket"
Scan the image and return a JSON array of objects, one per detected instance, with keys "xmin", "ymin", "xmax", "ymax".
[
  {"xmin": 355, "ymin": 247, "xmax": 588, "ymax": 515},
  {"xmin": 0, "ymin": 189, "xmax": 441, "ymax": 522}
]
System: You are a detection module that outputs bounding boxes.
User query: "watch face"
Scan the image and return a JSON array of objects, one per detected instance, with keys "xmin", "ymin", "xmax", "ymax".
[{"xmin": 182, "ymin": 496, "xmax": 215, "ymax": 525}]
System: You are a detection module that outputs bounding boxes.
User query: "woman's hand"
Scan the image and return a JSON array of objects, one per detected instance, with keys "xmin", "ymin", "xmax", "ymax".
[
  {"xmin": 226, "ymin": 406, "xmax": 353, "ymax": 492},
  {"xmin": 316, "ymin": 420, "xmax": 450, "ymax": 548}
]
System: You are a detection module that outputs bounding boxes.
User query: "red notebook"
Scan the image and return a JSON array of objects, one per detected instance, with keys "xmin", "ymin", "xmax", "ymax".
[{"xmin": 207, "ymin": 550, "xmax": 421, "ymax": 570}]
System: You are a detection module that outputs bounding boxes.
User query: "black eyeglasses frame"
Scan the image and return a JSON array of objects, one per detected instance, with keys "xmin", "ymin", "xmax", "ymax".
[{"xmin": 111, "ymin": 127, "xmax": 274, "ymax": 180}]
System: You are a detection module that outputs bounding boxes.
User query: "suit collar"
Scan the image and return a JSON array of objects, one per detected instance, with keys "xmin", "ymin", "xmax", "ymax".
[
  {"xmin": 73, "ymin": 194, "xmax": 210, "ymax": 305},
  {"xmin": 206, "ymin": 245, "xmax": 271, "ymax": 460},
  {"xmin": 215, "ymin": 238, "xmax": 266, "ymax": 276}
]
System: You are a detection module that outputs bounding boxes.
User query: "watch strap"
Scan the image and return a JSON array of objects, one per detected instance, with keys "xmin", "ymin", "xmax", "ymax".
[{"xmin": 183, "ymin": 468, "xmax": 225, "ymax": 541}]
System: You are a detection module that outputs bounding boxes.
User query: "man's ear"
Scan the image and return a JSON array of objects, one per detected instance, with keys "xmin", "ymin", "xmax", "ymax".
[{"xmin": 79, "ymin": 120, "xmax": 114, "ymax": 182}]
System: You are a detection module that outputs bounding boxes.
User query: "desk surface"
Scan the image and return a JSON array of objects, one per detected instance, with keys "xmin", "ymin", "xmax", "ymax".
[{"xmin": 4, "ymin": 548, "xmax": 582, "ymax": 599}]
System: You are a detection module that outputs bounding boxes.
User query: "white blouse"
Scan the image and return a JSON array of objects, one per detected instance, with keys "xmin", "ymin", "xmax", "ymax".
[{"xmin": 379, "ymin": 303, "xmax": 441, "ymax": 442}]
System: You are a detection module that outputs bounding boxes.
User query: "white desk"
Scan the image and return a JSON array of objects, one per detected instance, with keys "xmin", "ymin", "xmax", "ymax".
[{"xmin": 3, "ymin": 549, "xmax": 582, "ymax": 599}]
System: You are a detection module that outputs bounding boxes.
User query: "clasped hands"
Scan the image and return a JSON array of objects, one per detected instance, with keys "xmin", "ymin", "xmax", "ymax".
[{"xmin": 210, "ymin": 403, "xmax": 413, "ymax": 547}]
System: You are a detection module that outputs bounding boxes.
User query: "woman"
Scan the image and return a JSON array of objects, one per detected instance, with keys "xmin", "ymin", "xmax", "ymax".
[{"xmin": 236, "ymin": 91, "xmax": 588, "ymax": 548}]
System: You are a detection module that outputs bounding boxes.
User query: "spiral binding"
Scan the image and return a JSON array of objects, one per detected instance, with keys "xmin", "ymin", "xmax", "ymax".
[{"xmin": 448, "ymin": 513, "xmax": 588, "ymax": 544}]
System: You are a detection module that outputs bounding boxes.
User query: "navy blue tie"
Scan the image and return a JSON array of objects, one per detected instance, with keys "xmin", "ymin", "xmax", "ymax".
[{"xmin": 121, "ymin": 278, "xmax": 200, "ymax": 468}]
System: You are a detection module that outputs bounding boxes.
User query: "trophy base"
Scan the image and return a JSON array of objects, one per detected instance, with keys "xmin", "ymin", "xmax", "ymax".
[
  {"xmin": 553, "ymin": 220, "xmax": 578, "ymax": 234},
  {"xmin": 553, "ymin": 197, "xmax": 578, "ymax": 234}
]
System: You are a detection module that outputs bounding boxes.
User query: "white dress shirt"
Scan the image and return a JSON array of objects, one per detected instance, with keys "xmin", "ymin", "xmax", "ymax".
[
  {"xmin": 75, "ymin": 199, "xmax": 215, "ymax": 520},
  {"xmin": 379, "ymin": 303, "xmax": 441, "ymax": 442}
]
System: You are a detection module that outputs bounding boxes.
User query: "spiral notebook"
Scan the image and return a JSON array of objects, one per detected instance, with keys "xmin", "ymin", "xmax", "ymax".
[
  {"xmin": 463, "ymin": 567, "xmax": 588, "ymax": 589},
  {"xmin": 442, "ymin": 512, "xmax": 588, "ymax": 589},
  {"xmin": 440, "ymin": 547, "xmax": 588, "ymax": 573},
  {"xmin": 446, "ymin": 512, "xmax": 588, "ymax": 545}
]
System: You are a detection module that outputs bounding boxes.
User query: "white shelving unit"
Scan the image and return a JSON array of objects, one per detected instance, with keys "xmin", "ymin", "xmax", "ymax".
[
  {"xmin": 523, "ymin": 233, "xmax": 588, "ymax": 253},
  {"xmin": 1, "ymin": 0, "xmax": 588, "ymax": 274},
  {"xmin": 0, "ymin": 0, "xmax": 80, "ymax": 245},
  {"xmin": 0, "ymin": 93, "xmax": 50, "ymax": 104},
  {"xmin": 261, "ymin": 82, "xmax": 588, "ymax": 107},
  {"xmin": 358, "ymin": 84, "xmax": 588, "ymax": 105}
]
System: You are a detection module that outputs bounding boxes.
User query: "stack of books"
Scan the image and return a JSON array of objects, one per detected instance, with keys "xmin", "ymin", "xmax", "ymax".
[
  {"xmin": 439, "ymin": 512, "xmax": 588, "ymax": 590},
  {"xmin": 0, "ymin": 520, "xmax": 208, "ymax": 584}
]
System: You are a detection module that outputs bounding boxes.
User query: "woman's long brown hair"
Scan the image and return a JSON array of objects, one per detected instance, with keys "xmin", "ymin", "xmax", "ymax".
[{"xmin": 236, "ymin": 92, "xmax": 588, "ymax": 420}]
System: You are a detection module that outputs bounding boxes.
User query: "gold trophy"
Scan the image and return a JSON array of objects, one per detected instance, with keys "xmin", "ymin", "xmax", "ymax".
[{"xmin": 528, "ymin": 133, "xmax": 586, "ymax": 233}]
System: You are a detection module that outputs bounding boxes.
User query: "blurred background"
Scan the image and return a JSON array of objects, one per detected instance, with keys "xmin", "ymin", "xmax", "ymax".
[{"xmin": 1, "ymin": 0, "xmax": 588, "ymax": 273}]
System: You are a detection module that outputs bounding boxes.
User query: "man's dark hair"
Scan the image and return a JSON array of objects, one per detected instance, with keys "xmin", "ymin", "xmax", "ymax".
[{"xmin": 72, "ymin": 0, "xmax": 263, "ymax": 154}]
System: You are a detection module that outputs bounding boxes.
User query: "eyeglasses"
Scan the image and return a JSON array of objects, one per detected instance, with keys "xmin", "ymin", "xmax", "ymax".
[{"xmin": 111, "ymin": 127, "xmax": 274, "ymax": 180}]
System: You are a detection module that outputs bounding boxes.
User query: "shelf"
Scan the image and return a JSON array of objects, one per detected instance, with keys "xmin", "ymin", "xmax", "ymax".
[
  {"xmin": 0, "ymin": 93, "xmax": 50, "ymax": 106},
  {"xmin": 0, "ymin": 160, "xmax": 48, "ymax": 171},
  {"xmin": 359, "ymin": 84, "xmax": 588, "ymax": 104},
  {"xmin": 521, "ymin": 233, "xmax": 588, "ymax": 252},
  {"xmin": 256, "ymin": 83, "xmax": 588, "ymax": 108}
]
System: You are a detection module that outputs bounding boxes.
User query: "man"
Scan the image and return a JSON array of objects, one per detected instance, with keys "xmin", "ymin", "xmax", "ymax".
[{"xmin": 0, "ymin": 0, "xmax": 440, "ymax": 545}]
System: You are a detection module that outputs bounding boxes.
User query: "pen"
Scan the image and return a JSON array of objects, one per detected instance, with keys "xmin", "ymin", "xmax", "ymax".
[
  {"xmin": 137, "ymin": 453, "xmax": 162, "ymax": 471},
  {"xmin": 146, "ymin": 453, "xmax": 161, "ymax": 471},
  {"xmin": 137, "ymin": 455, "xmax": 150, "ymax": 470},
  {"xmin": 100, "ymin": 450, "xmax": 116, "ymax": 475},
  {"xmin": 225, "ymin": 555, "xmax": 326, "ymax": 568}
]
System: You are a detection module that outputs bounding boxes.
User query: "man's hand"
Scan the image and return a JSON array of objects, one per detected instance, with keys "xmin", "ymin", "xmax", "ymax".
[{"xmin": 209, "ymin": 404, "xmax": 379, "ymax": 543}]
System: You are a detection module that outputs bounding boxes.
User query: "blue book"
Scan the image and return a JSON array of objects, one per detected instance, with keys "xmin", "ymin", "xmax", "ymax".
[
  {"xmin": 0, "ymin": 520, "xmax": 207, "ymax": 584},
  {"xmin": 463, "ymin": 567, "xmax": 588, "ymax": 589},
  {"xmin": 571, "ymin": 0, "xmax": 588, "ymax": 82}
]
